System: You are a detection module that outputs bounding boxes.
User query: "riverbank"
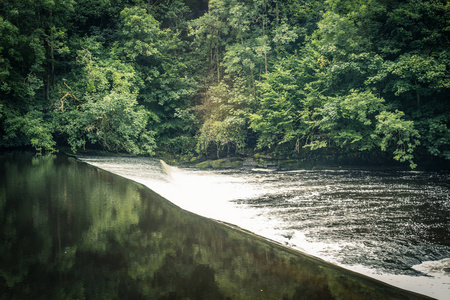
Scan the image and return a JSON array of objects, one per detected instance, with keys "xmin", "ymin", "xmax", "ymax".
[{"xmin": 6, "ymin": 145, "xmax": 447, "ymax": 171}]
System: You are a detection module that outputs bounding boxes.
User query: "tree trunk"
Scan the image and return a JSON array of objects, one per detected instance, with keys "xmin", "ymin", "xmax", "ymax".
[
  {"xmin": 46, "ymin": 75, "xmax": 50, "ymax": 100},
  {"xmin": 263, "ymin": 18, "xmax": 268, "ymax": 73},
  {"xmin": 216, "ymin": 40, "xmax": 220, "ymax": 83},
  {"xmin": 276, "ymin": 3, "xmax": 280, "ymax": 56},
  {"xmin": 208, "ymin": 32, "xmax": 213, "ymax": 77},
  {"xmin": 415, "ymin": 81, "xmax": 420, "ymax": 106},
  {"xmin": 250, "ymin": 66, "xmax": 256, "ymax": 99},
  {"xmin": 50, "ymin": 40, "xmax": 55, "ymax": 87}
]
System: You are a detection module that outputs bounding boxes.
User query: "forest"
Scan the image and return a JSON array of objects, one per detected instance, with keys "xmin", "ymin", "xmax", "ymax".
[{"xmin": 0, "ymin": 0, "xmax": 449, "ymax": 169}]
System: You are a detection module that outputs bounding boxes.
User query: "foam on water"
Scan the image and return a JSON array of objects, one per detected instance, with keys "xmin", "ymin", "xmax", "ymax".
[{"xmin": 413, "ymin": 258, "xmax": 450, "ymax": 276}]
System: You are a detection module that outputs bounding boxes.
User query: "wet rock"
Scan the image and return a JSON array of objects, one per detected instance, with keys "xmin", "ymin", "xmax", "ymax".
[{"xmin": 195, "ymin": 158, "xmax": 243, "ymax": 169}]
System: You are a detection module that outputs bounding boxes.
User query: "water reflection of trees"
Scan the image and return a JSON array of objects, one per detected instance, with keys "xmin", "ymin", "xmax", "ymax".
[{"xmin": 0, "ymin": 153, "xmax": 430, "ymax": 299}]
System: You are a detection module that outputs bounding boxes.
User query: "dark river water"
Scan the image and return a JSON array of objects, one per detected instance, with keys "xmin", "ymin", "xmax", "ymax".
[{"xmin": 78, "ymin": 156, "xmax": 450, "ymax": 299}]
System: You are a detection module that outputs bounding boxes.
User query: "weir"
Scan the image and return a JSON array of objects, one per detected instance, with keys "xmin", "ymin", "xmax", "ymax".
[
  {"xmin": 77, "ymin": 156, "xmax": 450, "ymax": 299},
  {"xmin": 0, "ymin": 153, "xmax": 437, "ymax": 299}
]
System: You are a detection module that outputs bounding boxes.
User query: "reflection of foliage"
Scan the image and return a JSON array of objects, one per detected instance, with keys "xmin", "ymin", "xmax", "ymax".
[
  {"xmin": 81, "ymin": 181, "xmax": 141, "ymax": 252},
  {"xmin": 0, "ymin": 154, "xmax": 430, "ymax": 299},
  {"xmin": 153, "ymin": 254, "xmax": 225, "ymax": 299}
]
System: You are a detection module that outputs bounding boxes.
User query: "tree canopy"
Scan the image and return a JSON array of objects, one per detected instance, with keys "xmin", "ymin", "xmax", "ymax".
[{"xmin": 1, "ymin": 0, "xmax": 449, "ymax": 168}]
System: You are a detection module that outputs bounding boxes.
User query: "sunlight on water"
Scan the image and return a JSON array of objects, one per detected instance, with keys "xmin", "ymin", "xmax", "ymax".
[{"xmin": 78, "ymin": 156, "xmax": 450, "ymax": 299}]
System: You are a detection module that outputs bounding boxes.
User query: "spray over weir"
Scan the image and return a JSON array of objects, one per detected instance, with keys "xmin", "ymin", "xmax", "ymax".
[
  {"xmin": 160, "ymin": 159, "xmax": 172, "ymax": 177},
  {"xmin": 78, "ymin": 156, "xmax": 450, "ymax": 300}
]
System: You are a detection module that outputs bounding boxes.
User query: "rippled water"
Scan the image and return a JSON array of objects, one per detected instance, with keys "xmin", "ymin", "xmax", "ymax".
[
  {"xmin": 78, "ymin": 156, "xmax": 450, "ymax": 299},
  {"xmin": 231, "ymin": 170, "xmax": 450, "ymax": 273}
]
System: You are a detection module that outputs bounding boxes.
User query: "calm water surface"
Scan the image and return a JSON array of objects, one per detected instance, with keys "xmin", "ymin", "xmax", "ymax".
[{"xmin": 79, "ymin": 156, "xmax": 450, "ymax": 299}]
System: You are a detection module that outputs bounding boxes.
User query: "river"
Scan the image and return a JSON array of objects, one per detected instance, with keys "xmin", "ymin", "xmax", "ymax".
[
  {"xmin": 78, "ymin": 156, "xmax": 450, "ymax": 299},
  {"xmin": 2, "ymin": 152, "xmax": 434, "ymax": 299}
]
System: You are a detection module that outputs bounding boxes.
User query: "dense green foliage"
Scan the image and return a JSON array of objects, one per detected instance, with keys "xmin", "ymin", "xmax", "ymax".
[{"xmin": 1, "ymin": 0, "xmax": 449, "ymax": 168}]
